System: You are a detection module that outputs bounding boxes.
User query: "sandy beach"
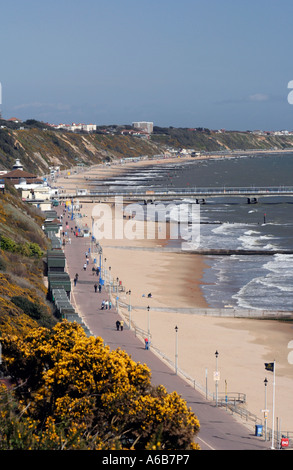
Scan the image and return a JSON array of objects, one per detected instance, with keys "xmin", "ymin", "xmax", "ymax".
[{"xmin": 55, "ymin": 157, "xmax": 293, "ymax": 434}]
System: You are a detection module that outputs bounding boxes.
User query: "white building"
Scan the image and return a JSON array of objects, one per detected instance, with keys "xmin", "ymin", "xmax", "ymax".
[
  {"xmin": 12, "ymin": 159, "xmax": 23, "ymax": 171},
  {"xmin": 132, "ymin": 121, "xmax": 153, "ymax": 134},
  {"xmin": 53, "ymin": 123, "xmax": 97, "ymax": 133}
]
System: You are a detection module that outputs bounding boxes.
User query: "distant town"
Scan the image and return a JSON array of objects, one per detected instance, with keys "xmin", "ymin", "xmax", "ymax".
[
  {"xmin": 1, "ymin": 117, "xmax": 293, "ymax": 137},
  {"xmin": 1, "ymin": 118, "xmax": 155, "ymax": 137}
]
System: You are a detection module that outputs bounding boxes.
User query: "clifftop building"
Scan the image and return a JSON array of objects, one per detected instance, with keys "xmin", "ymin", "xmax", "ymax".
[{"xmin": 132, "ymin": 121, "xmax": 153, "ymax": 134}]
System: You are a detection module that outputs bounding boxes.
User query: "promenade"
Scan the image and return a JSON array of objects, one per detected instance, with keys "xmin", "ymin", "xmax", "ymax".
[{"xmin": 61, "ymin": 213, "xmax": 272, "ymax": 451}]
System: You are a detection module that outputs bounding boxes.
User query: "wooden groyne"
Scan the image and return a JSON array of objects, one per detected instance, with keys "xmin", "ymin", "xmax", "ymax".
[
  {"xmin": 182, "ymin": 248, "xmax": 293, "ymax": 256},
  {"xmin": 103, "ymin": 245, "xmax": 293, "ymax": 256}
]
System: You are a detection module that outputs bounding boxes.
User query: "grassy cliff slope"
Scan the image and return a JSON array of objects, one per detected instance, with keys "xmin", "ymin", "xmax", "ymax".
[{"xmin": 0, "ymin": 186, "xmax": 55, "ymax": 336}]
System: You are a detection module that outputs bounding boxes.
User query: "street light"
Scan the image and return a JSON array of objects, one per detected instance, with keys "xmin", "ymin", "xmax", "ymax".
[
  {"xmin": 264, "ymin": 377, "xmax": 268, "ymax": 441},
  {"xmin": 104, "ymin": 258, "xmax": 107, "ymax": 280},
  {"xmin": 147, "ymin": 305, "xmax": 150, "ymax": 341},
  {"xmin": 215, "ymin": 350, "xmax": 219, "ymax": 406},
  {"xmin": 175, "ymin": 326, "xmax": 178, "ymax": 375},
  {"xmin": 127, "ymin": 290, "xmax": 132, "ymax": 329},
  {"xmin": 98, "ymin": 246, "xmax": 103, "ymax": 279}
]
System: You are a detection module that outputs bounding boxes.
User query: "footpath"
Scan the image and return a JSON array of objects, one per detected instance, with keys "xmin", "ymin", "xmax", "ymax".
[{"xmin": 61, "ymin": 212, "xmax": 271, "ymax": 451}]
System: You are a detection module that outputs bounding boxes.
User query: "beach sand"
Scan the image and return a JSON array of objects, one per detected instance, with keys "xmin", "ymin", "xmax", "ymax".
[{"xmin": 56, "ymin": 158, "xmax": 293, "ymax": 433}]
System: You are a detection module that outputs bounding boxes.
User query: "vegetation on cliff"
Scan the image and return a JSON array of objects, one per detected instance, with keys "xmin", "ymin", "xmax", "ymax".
[
  {"xmin": 0, "ymin": 322, "xmax": 200, "ymax": 450},
  {"xmin": 151, "ymin": 126, "xmax": 293, "ymax": 151},
  {"xmin": 0, "ymin": 120, "xmax": 162, "ymax": 174},
  {"xmin": 0, "ymin": 186, "xmax": 54, "ymax": 336}
]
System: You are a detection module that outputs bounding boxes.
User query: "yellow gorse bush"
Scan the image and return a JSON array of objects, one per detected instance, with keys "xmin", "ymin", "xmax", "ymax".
[{"xmin": 0, "ymin": 321, "xmax": 200, "ymax": 450}]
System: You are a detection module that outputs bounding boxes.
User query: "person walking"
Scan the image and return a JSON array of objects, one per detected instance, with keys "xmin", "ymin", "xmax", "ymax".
[
  {"xmin": 101, "ymin": 300, "xmax": 105, "ymax": 310},
  {"xmin": 120, "ymin": 320, "xmax": 124, "ymax": 331},
  {"xmin": 109, "ymin": 300, "xmax": 112, "ymax": 310},
  {"xmin": 94, "ymin": 283, "xmax": 98, "ymax": 293},
  {"xmin": 116, "ymin": 320, "xmax": 120, "ymax": 331},
  {"xmin": 98, "ymin": 283, "xmax": 102, "ymax": 293}
]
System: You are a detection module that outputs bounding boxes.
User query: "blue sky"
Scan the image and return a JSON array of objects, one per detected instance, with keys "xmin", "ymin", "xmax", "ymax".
[{"xmin": 1, "ymin": 0, "xmax": 293, "ymax": 130}]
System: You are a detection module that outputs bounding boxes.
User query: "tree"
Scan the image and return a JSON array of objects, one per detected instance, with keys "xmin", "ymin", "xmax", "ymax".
[{"xmin": 0, "ymin": 321, "xmax": 200, "ymax": 450}]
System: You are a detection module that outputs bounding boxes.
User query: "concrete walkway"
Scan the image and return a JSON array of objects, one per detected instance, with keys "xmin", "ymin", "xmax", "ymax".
[{"xmin": 61, "ymin": 213, "xmax": 272, "ymax": 451}]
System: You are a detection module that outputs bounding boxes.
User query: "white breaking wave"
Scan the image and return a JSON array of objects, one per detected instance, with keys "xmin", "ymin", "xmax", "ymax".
[{"xmin": 233, "ymin": 254, "xmax": 293, "ymax": 309}]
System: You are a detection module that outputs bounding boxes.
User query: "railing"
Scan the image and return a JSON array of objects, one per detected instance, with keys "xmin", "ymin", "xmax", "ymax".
[
  {"xmin": 56, "ymin": 186, "xmax": 293, "ymax": 201},
  {"xmin": 214, "ymin": 392, "xmax": 246, "ymax": 404},
  {"xmin": 88, "ymin": 185, "xmax": 293, "ymax": 196}
]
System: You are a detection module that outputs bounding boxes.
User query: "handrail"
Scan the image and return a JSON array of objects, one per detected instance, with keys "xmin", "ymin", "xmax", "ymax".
[{"xmin": 56, "ymin": 185, "xmax": 293, "ymax": 200}]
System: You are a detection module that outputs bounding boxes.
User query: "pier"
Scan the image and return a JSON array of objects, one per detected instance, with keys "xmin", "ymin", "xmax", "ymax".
[{"xmin": 57, "ymin": 185, "xmax": 293, "ymax": 204}]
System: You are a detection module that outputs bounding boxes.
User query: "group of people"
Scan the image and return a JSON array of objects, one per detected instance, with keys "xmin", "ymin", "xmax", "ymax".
[
  {"xmin": 101, "ymin": 299, "xmax": 112, "ymax": 310},
  {"xmin": 116, "ymin": 320, "xmax": 124, "ymax": 331},
  {"xmin": 94, "ymin": 282, "xmax": 102, "ymax": 293}
]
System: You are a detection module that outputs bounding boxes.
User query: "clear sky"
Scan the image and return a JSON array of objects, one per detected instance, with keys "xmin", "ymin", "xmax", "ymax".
[{"xmin": 1, "ymin": 0, "xmax": 293, "ymax": 130}]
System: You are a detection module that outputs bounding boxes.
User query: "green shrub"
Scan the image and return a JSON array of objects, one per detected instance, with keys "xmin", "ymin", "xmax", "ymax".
[
  {"xmin": 10, "ymin": 296, "xmax": 56, "ymax": 329},
  {"xmin": 0, "ymin": 236, "xmax": 17, "ymax": 253},
  {"xmin": 0, "ymin": 236, "xmax": 43, "ymax": 258}
]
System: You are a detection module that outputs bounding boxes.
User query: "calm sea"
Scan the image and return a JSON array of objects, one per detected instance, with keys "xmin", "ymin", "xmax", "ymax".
[{"xmin": 96, "ymin": 153, "xmax": 293, "ymax": 311}]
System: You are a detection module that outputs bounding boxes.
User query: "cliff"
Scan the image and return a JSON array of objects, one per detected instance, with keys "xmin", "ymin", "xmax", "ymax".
[
  {"xmin": 0, "ymin": 186, "xmax": 55, "ymax": 336},
  {"xmin": 1, "ymin": 119, "xmax": 293, "ymax": 175},
  {"xmin": 0, "ymin": 123, "xmax": 162, "ymax": 175}
]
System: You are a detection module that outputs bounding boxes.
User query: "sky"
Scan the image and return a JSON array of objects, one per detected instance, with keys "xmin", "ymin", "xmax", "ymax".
[{"xmin": 1, "ymin": 0, "xmax": 293, "ymax": 130}]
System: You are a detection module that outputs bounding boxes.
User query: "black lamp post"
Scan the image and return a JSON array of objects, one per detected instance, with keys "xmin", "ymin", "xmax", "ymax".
[
  {"xmin": 175, "ymin": 326, "xmax": 178, "ymax": 374},
  {"xmin": 215, "ymin": 350, "xmax": 219, "ymax": 406}
]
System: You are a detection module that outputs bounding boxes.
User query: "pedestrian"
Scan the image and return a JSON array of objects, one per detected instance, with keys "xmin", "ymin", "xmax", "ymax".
[
  {"xmin": 86, "ymin": 258, "xmax": 89, "ymax": 265},
  {"xmin": 109, "ymin": 300, "xmax": 112, "ymax": 310},
  {"xmin": 120, "ymin": 320, "xmax": 124, "ymax": 331},
  {"xmin": 101, "ymin": 300, "xmax": 105, "ymax": 310},
  {"xmin": 105, "ymin": 300, "xmax": 109, "ymax": 310},
  {"xmin": 74, "ymin": 276, "xmax": 77, "ymax": 286},
  {"xmin": 94, "ymin": 283, "xmax": 98, "ymax": 292},
  {"xmin": 98, "ymin": 283, "xmax": 102, "ymax": 293},
  {"xmin": 83, "ymin": 263, "xmax": 87, "ymax": 270},
  {"xmin": 116, "ymin": 320, "xmax": 120, "ymax": 331},
  {"xmin": 75, "ymin": 273, "xmax": 79, "ymax": 282}
]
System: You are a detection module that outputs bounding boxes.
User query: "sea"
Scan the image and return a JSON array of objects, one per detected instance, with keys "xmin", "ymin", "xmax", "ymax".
[{"xmin": 95, "ymin": 152, "xmax": 293, "ymax": 312}]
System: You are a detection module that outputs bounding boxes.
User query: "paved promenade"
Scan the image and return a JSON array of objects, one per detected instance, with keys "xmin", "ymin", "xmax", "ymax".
[{"xmin": 61, "ymin": 213, "xmax": 271, "ymax": 451}]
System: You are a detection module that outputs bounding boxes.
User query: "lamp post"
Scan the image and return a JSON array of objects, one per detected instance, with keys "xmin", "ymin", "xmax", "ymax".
[
  {"xmin": 147, "ymin": 305, "xmax": 150, "ymax": 341},
  {"xmin": 215, "ymin": 350, "xmax": 219, "ymax": 406},
  {"xmin": 91, "ymin": 216, "xmax": 94, "ymax": 253},
  {"xmin": 127, "ymin": 290, "xmax": 132, "ymax": 329},
  {"xmin": 98, "ymin": 246, "xmax": 103, "ymax": 280},
  {"xmin": 175, "ymin": 326, "xmax": 178, "ymax": 375},
  {"xmin": 264, "ymin": 377, "xmax": 268, "ymax": 441},
  {"xmin": 104, "ymin": 258, "xmax": 107, "ymax": 280},
  {"xmin": 109, "ymin": 266, "xmax": 111, "ymax": 297}
]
